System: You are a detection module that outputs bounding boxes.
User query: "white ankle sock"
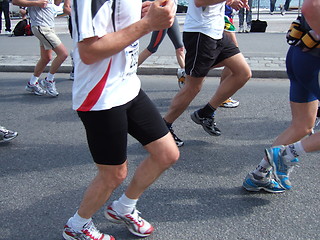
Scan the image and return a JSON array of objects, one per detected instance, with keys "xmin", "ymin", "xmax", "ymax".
[
  {"xmin": 283, "ymin": 141, "xmax": 305, "ymax": 162},
  {"xmin": 46, "ymin": 73, "xmax": 55, "ymax": 81},
  {"xmin": 67, "ymin": 211, "xmax": 91, "ymax": 232},
  {"xmin": 113, "ymin": 194, "xmax": 138, "ymax": 215},
  {"xmin": 29, "ymin": 75, "xmax": 39, "ymax": 85},
  {"xmin": 253, "ymin": 158, "xmax": 272, "ymax": 178}
]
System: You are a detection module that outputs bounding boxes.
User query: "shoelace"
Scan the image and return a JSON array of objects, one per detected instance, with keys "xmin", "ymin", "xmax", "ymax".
[
  {"xmin": 202, "ymin": 117, "xmax": 216, "ymax": 127},
  {"xmin": 83, "ymin": 221, "xmax": 104, "ymax": 239},
  {"xmin": 35, "ymin": 84, "xmax": 43, "ymax": 90},
  {"xmin": 45, "ymin": 80, "xmax": 57, "ymax": 91},
  {"xmin": 125, "ymin": 209, "xmax": 144, "ymax": 227}
]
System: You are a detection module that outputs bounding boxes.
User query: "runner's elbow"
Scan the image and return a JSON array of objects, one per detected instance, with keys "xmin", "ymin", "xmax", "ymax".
[
  {"xmin": 79, "ymin": 51, "xmax": 96, "ymax": 65},
  {"xmin": 194, "ymin": 0, "xmax": 204, "ymax": 7}
]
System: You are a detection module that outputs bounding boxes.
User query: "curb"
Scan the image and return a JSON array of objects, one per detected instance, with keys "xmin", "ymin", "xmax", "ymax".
[{"xmin": 0, "ymin": 64, "xmax": 288, "ymax": 78}]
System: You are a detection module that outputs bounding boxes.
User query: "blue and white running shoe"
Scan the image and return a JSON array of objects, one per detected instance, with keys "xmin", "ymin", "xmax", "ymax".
[
  {"xmin": 265, "ymin": 146, "xmax": 299, "ymax": 190},
  {"xmin": 243, "ymin": 172, "xmax": 285, "ymax": 193}
]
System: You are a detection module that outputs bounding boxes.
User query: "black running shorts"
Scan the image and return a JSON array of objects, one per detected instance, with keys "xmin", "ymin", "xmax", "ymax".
[
  {"xmin": 183, "ymin": 32, "xmax": 240, "ymax": 77},
  {"xmin": 77, "ymin": 89, "xmax": 169, "ymax": 165}
]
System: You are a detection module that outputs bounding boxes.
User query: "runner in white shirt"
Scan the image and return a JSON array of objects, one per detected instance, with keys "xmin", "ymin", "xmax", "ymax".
[
  {"xmin": 163, "ymin": 0, "xmax": 252, "ymax": 147},
  {"xmin": 71, "ymin": 0, "xmax": 141, "ymax": 111},
  {"xmin": 12, "ymin": 0, "xmax": 68, "ymax": 97},
  {"xmin": 184, "ymin": 1, "xmax": 225, "ymax": 39},
  {"xmin": 63, "ymin": 1, "xmax": 179, "ymax": 239}
]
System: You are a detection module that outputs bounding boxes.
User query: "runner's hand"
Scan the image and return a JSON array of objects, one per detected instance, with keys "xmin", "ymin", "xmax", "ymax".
[
  {"xmin": 142, "ymin": 1, "xmax": 152, "ymax": 18},
  {"xmin": 37, "ymin": 0, "xmax": 48, "ymax": 8},
  {"xmin": 228, "ymin": 0, "xmax": 244, "ymax": 10},
  {"xmin": 143, "ymin": 0, "xmax": 175, "ymax": 31}
]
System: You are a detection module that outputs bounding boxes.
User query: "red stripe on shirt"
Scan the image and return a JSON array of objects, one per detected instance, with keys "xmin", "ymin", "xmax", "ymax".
[{"xmin": 77, "ymin": 60, "xmax": 112, "ymax": 111}]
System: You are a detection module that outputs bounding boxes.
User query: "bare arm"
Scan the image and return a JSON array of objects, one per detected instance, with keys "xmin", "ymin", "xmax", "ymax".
[
  {"xmin": 63, "ymin": 0, "xmax": 71, "ymax": 15},
  {"xmin": 194, "ymin": 0, "xmax": 226, "ymax": 7},
  {"xmin": 196, "ymin": 0, "xmax": 249, "ymax": 9},
  {"xmin": 78, "ymin": 0, "xmax": 175, "ymax": 65},
  {"xmin": 12, "ymin": 0, "xmax": 48, "ymax": 8},
  {"xmin": 301, "ymin": 0, "xmax": 320, "ymax": 35},
  {"xmin": 54, "ymin": 0, "xmax": 62, "ymax": 7},
  {"xmin": 227, "ymin": 0, "xmax": 249, "ymax": 10}
]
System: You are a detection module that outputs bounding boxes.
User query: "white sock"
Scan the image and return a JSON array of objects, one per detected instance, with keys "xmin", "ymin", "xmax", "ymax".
[
  {"xmin": 29, "ymin": 75, "xmax": 39, "ymax": 85},
  {"xmin": 113, "ymin": 194, "xmax": 138, "ymax": 215},
  {"xmin": 252, "ymin": 158, "xmax": 272, "ymax": 178},
  {"xmin": 67, "ymin": 211, "xmax": 91, "ymax": 232},
  {"xmin": 46, "ymin": 73, "xmax": 55, "ymax": 81},
  {"xmin": 283, "ymin": 141, "xmax": 306, "ymax": 162}
]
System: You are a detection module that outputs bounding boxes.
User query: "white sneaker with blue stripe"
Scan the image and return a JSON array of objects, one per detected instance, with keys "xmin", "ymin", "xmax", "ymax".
[
  {"xmin": 265, "ymin": 146, "xmax": 299, "ymax": 190},
  {"xmin": 243, "ymin": 172, "xmax": 285, "ymax": 193}
]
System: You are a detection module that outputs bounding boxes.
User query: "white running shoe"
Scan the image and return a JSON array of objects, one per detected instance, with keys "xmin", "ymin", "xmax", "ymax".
[
  {"xmin": 0, "ymin": 126, "xmax": 18, "ymax": 142},
  {"xmin": 245, "ymin": 25, "xmax": 251, "ymax": 33},
  {"xmin": 63, "ymin": 220, "xmax": 115, "ymax": 240},
  {"xmin": 40, "ymin": 78, "xmax": 59, "ymax": 97},
  {"xmin": 105, "ymin": 203, "xmax": 154, "ymax": 237},
  {"xmin": 220, "ymin": 98, "xmax": 240, "ymax": 108},
  {"xmin": 25, "ymin": 82, "xmax": 46, "ymax": 96}
]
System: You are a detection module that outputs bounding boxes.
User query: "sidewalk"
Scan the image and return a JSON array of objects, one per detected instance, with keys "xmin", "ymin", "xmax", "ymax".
[{"xmin": 0, "ymin": 10, "xmax": 298, "ymax": 78}]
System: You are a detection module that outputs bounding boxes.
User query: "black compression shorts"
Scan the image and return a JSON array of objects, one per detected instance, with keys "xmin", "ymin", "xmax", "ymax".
[{"xmin": 77, "ymin": 89, "xmax": 169, "ymax": 165}]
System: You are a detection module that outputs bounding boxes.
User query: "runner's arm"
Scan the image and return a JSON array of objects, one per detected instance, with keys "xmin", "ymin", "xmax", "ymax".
[
  {"xmin": 12, "ymin": 0, "xmax": 48, "ymax": 8},
  {"xmin": 63, "ymin": 0, "xmax": 71, "ymax": 15},
  {"xmin": 78, "ymin": 0, "xmax": 175, "ymax": 65},
  {"xmin": 54, "ymin": 0, "xmax": 63, "ymax": 6},
  {"xmin": 195, "ymin": 0, "xmax": 227, "ymax": 7},
  {"xmin": 302, "ymin": 0, "xmax": 320, "ymax": 35}
]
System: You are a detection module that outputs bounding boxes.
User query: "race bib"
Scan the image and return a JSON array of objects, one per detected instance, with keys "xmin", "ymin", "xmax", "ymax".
[{"xmin": 123, "ymin": 40, "xmax": 139, "ymax": 78}]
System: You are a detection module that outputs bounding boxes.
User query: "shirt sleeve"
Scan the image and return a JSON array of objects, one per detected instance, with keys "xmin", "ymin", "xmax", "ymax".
[{"xmin": 73, "ymin": 0, "xmax": 112, "ymax": 42}]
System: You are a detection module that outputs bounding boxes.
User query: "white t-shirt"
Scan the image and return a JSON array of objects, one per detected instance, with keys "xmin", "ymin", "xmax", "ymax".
[
  {"xmin": 28, "ymin": 0, "xmax": 55, "ymax": 27},
  {"xmin": 72, "ymin": 0, "xmax": 141, "ymax": 111},
  {"xmin": 184, "ymin": 0, "xmax": 225, "ymax": 39}
]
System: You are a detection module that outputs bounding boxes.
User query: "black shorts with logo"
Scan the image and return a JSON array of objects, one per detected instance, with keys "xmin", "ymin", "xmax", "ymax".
[{"xmin": 183, "ymin": 32, "xmax": 240, "ymax": 77}]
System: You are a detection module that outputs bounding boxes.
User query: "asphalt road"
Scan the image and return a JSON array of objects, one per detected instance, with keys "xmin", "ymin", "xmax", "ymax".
[{"xmin": 1, "ymin": 72, "xmax": 320, "ymax": 240}]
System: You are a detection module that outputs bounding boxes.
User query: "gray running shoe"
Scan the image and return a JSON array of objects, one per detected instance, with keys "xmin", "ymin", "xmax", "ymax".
[
  {"xmin": 25, "ymin": 82, "xmax": 46, "ymax": 96},
  {"xmin": 265, "ymin": 146, "xmax": 299, "ymax": 190},
  {"xmin": 191, "ymin": 110, "xmax": 221, "ymax": 136},
  {"xmin": 0, "ymin": 126, "xmax": 18, "ymax": 142},
  {"xmin": 40, "ymin": 78, "xmax": 59, "ymax": 97},
  {"xmin": 63, "ymin": 220, "xmax": 115, "ymax": 240},
  {"xmin": 243, "ymin": 172, "xmax": 285, "ymax": 193}
]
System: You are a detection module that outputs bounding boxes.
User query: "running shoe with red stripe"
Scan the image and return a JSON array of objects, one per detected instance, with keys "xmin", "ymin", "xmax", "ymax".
[
  {"xmin": 105, "ymin": 204, "xmax": 154, "ymax": 237},
  {"xmin": 63, "ymin": 220, "xmax": 115, "ymax": 240}
]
